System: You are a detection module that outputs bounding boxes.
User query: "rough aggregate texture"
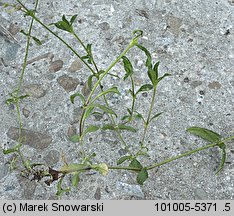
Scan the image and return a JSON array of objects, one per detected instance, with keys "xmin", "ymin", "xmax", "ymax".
[{"xmin": 0, "ymin": 0, "xmax": 234, "ymax": 199}]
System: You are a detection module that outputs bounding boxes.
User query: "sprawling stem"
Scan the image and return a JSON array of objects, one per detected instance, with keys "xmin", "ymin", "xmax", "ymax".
[
  {"xmin": 13, "ymin": 0, "xmax": 39, "ymax": 169},
  {"xmin": 16, "ymin": 0, "xmax": 96, "ymax": 76}
]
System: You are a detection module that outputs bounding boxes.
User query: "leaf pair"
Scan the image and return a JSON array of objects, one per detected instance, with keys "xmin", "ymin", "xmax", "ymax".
[
  {"xmin": 117, "ymin": 157, "xmax": 148, "ymax": 185},
  {"xmin": 186, "ymin": 126, "xmax": 226, "ymax": 174},
  {"xmin": 50, "ymin": 14, "xmax": 78, "ymax": 33},
  {"xmin": 135, "ymin": 44, "xmax": 171, "ymax": 88},
  {"xmin": 20, "ymin": 29, "xmax": 42, "ymax": 45}
]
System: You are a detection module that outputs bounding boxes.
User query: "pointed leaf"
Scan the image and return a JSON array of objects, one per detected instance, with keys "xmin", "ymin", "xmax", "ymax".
[
  {"xmin": 216, "ymin": 143, "xmax": 226, "ymax": 175},
  {"xmin": 91, "ymin": 104, "xmax": 117, "ymax": 117},
  {"xmin": 136, "ymin": 84, "xmax": 153, "ymax": 94},
  {"xmin": 153, "ymin": 61, "xmax": 160, "ymax": 80},
  {"xmin": 186, "ymin": 126, "xmax": 221, "ymax": 143},
  {"xmin": 87, "ymin": 75, "xmax": 95, "ymax": 91},
  {"xmin": 72, "ymin": 172, "xmax": 80, "ymax": 187},
  {"xmin": 135, "ymin": 44, "xmax": 152, "ymax": 69},
  {"xmin": 117, "ymin": 156, "xmax": 132, "ymax": 165},
  {"xmin": 147, "ymin": 68, "xmax": 157, "ymax": 86},
  {"xmin": 129, "ymin": 158, "xmax": 143, "ymax": 169},
  {"xmin": 102, "ymin": 124, "xmax": 115, "ymax": 131},
  {"xmin": 136, "ymin": 168, "xmax": 148, "ymax": 185},
  {"xmin": 32, "ymin": 36, "xmax": 42, "ymax": 45},
  {"xmin": 122, "ymin": 56, "xmax": 133, "ymax": 80},
  {"xmin": 92, "ymin": 87, "xmax": 120, "ymax": 102},
  {"xmin": 3, "ymin": 143, "xmax": 22, "ymax": 154},
  {"xmin": 69, "ymin": 135, "xmax": 80, "ymax": 143},
  {"xmin": 83, "ymin": 106, "xmax": 95, "ymax": 120},
  {"xmin": 70, "ymin": 92, "xmax": 85, "ymax": 105},
  {"xmin": 70, "ymin": 14, "xmax": 78, "ymax": 24},
  {"xmin": 149, "ymin": 112, "xmax": 163, "ymax": 123},
  {"xmin": 118, "ymin": 124, "xmax": 137, "ymax": 132},
  {"xmin": 84, "ymin": 125, "xmax": 99, "ymax": 136},
  {"xmin": 156, "ymin": 73, "xmax": 171, "ymax": 83}
]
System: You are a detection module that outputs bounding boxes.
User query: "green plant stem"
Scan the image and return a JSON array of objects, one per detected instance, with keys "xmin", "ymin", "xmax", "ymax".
[
  {"xmin": 72, "ymin": 32, "xmax": 99, "ymax": 73},
  {"xmin": 14, "ymin": 0, "xmax": 39, "ymax": 169},
  {"xmin": 16, "ymin": 0, "xmax": 96, "ymax": 76},
  {"xmin": 110, "ymin": 135, "xmax": 234, "ymax": 171},
  {"xmin": 130, "ymin": 76, "xmax": 136, "ymax": 117},
  {"xmin": 140, "ymin": 86, "xmax": 157, "ymax": 144}
]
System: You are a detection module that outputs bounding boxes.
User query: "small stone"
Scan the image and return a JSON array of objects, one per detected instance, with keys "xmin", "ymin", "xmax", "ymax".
[
  {"xmin": 44, "ymin": 150, "xmax": 60, "ymax": 166},
  {"xmin": 116, "ymin": 182, "xmax": 145, "ymax": 198},
  {"xmin": 118, "ymin": 148, "xmax": 128, "ymax": 156},
  {"xmin": 68, "ymin": 59, "xmax": 83, "ymax": 72},
  {"xmin": 194, "ymin": 188, "xmax": 208, "ymax": 199},
  {"xmin": 71, "ymin": 107, "xmax": 82, "ymax": 124},
  {"xmin": 183, "ymin": 77, "xmax": 189, "ymax": 83},
  {"xmin": 57, "ymin": 75, "xmax": 79, "ymax": 92},
  {"xmin": 94, "ymin": 187, "xmax": 101, "ymax": 200},
  {"xmin": 49, "ymin": 60, "xmax": 63, "ymax": 72},
  {"xmin": 22, "ymin": 107, "xmax": 30, "ymax": 118},
  {"xmin": 167, "ymin": 15, "xmax": 182, "ymax": 37},
  {"xmin": 228, "ymin": 0, "xmax": 234, "ymax": 6},
  {"xmin": 208, "ymin": 81, "xmax": 221, "ymax": 89},
  {"xmin": 67, "ymin": 125, "xmax": 77, "ymax": 137},
  {"xmin": 190, "ymin": 80, "xmax": 202, "ymax": 89},
  {"xmin": 99, "ymin": 22, "xmax": 110, "ymax": 31},
  {"xmin": 7, "ymin": 127, "xmax": 52, "ymax": 149},
  {"xmin": 18, "ymin": 176, "xmax": 37, "ymax": 199},
  {"xmin": 81, "ymin": 81, "xmax": 91, "ymax": 96},
  {"xmin": 8, "ymin": 22, "xmax": 20, "ymax": 35},
  {"xmin": 0, "ymin": 163, "xmax": 8, "ymax": 180},
  {"xmin": 22, "ymin": 84, "xmax": 46, "ymax": 98}
]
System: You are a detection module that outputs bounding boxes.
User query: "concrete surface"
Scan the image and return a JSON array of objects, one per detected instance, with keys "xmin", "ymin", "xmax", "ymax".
[{"xmin": 0, "ymin": 0, "xmax": 234, "ymax": 199}]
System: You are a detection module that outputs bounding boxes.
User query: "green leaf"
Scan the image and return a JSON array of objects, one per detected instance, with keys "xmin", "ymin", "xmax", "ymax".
[
  {"xmin": 3, "ymin": 143, "xmax": 22, "ymax": 154},
  {"xmin": 135, "ymin": 44, "xmax": 152, "ymax": 69},
  {"xmin": 70, "ymin": 14, "xmax": 78, "ymax": 24},
  {"xmin": 83, "ymin": 106, "xmax": 95, "ymax": 120},
  {"xmin": 50, "ymin": 15, "xmax": 73, "ymax": 33},
  {"xmin": 122, "ymin": 56, "xmax": 133, "ymax": 80},
  {"xmin": 56, "ymin": 176, "xmax": 70, "ymax": 197},
  {"xmin": 186, "ymin": 126, "xmax": 221, "ymax": 143},
  {"xmin": 60, "ymin": 163, "xmax": 88, "ymax": 173},
  {"xmin": 148, "ymin": 68, "xmax": 157, "ymax": 86},
  {"xmin": 117, "ymin": 156, "xmax": 132, "ymax": 165},
  {"xmin": 87, "ymin": 75, "xmax": 95, "ymax": 91},
  {"xmin": 92, "ymin": 87, "xmax": 120, "ymax": 103},
  {"xmin": 216, "ymin": 143, "xmax": 226, "ymax": 175},
  {"xmin": 149, "ymin": 112, "xmax": 163, "ymax": 123},
  {"xmin": 70, "ymin": 92, "xmax": 85, "ymax": 105},
  {"xmin": 18, "ymin": 94, "xmax": 30, "ymax": 100},
  {"xmin": 84, "ymin": 125, "xmax": 99, "ymax": 136},
  {"xmin": 153, "ymin": 61, "xmax": 160, "ymax": 80},
  {"xmin": 121, "ymin": 115, "xmax": 130, "ymax": 121},
  {"xmin": 32, "ymin": 36, "xmax": 42, "ymax": 45},
  {"xmin": 129, "ymin": 158, "xmax": 143, "ymax": 169},
  {"xmin": 136, "ymin": 168, "xmax": 148, "ymax": 185},
  {"xmin": 69, "ymin": 135, "xmax": 80, "ymax": 143},
  {"xmin": 118, "ymin": 124, "xmax": 137, "ymax": 132},
  {"xmin": 156, "ymin": 73, "xmax": 171, "ymax": 84},
  {"xmin": 136, "ymin": 84, "xmax": 153, "ymax": 94},
  {"xmin": 102, "ymin": 124, "xmax": 115, "ymax": 131},
  {"xmin": 91, "ymin": 104, "xmax": 117, "ymax": 117},
  {"xmin": 72, "ymin": 172, "xmax": 80, "ymax": 187}
]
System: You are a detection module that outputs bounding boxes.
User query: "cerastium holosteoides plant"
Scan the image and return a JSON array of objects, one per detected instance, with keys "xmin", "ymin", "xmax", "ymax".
[{"xmin": 2, "ymin": 0, "xmax": 234, "ymax": 196}]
